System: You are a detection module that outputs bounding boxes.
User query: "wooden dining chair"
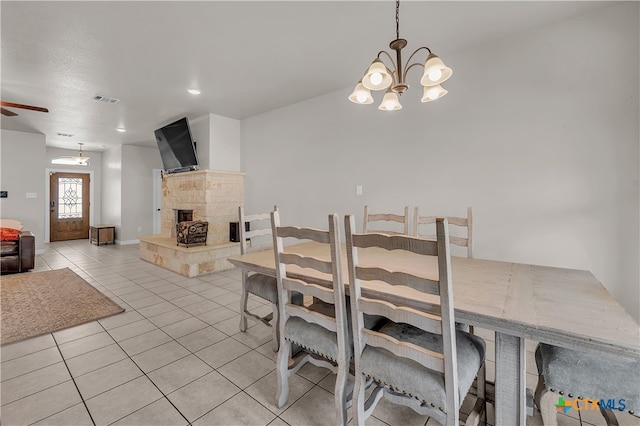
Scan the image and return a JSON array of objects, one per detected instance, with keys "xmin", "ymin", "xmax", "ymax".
[
  {"xmin": 534, "ymin": 343, "xmax": 639, "ymax": 426},
  {"xmin": 238, "ymin": 206, "xmax": 301, "ymax": 351},
  {"xmin": 413, "ymin": 206, "xmax": 473, "ymax": 258},
  {"xmin": 345, "ymin": 215, "xmax": 486, "ymax": 426},
  {"xmin": 363, "ymin": 205, "xmax": 410, "ymax": 235},
  {"xmin": 271, "ymin": 211, "xmax": 351, "ymax": 426},
  {"xmin": 413, "ymin": 206, "xmax": 484, "ymax": 408}
]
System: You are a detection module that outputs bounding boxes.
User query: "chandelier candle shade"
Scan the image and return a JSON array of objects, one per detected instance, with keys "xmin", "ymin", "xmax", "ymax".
[{"xmin": 348, "ymin": 0, "xmax": 452, "ymax": 111}]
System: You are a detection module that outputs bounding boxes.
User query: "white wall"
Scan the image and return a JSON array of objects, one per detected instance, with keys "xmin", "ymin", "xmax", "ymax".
[
  {"xmin": 190, "ymin": 115, "xmax": 211, "ymax": 169},
  {"xmin": 190, "ymin": 113, "xmax": 240, "ymax": 171},
  {"xmin": 0, "ymin": 130, "xmax": 46, "ymax": 250},
  {"xmin": 209, "ymin": 114, "xmax": 240, "ymax": 171},
  {"xmin": 120, "ymin": 145, "xmax": 163, "ymax": 242},
  {"xmin": 101, "ymin": 145, "xmax": 122, "ymax": 236},
  {"xmin": 241, "ymin": 3, "xmax": 640, "ymax": 322}
]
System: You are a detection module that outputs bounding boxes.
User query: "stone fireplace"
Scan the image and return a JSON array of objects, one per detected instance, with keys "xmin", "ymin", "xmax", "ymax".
[{"xmin": 139, "ymin": 169, "xmax": 244, "ymax": 277}]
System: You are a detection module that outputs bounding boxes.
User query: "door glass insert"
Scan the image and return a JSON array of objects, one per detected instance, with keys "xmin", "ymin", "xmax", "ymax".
[{"xmin": 57, "ymin": 177, "xmax": 83, "ymax": 219}]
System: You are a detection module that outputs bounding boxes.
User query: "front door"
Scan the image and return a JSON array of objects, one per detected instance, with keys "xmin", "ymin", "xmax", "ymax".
[{"xmin": 49, "ymin": 172, "xmax": 90, "ymax": 241}]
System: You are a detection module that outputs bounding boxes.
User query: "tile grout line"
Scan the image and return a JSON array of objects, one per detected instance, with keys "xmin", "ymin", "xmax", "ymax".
[
  {"xmin": 50, "ymin": 333, "xmax": 98, "ymax": 426},
  {"xmin": 92, "ymin": 316, "xmax": 194, "ymax": 426}
]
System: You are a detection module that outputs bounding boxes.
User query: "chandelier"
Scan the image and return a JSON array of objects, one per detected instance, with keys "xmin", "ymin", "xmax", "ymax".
[
  {"xmin": 51, "ymin": 143, "xmax": 90, "ymax": 166},
  {"xmin": 348, "ymin": 0, "xmax": 452, "ymax": 111}
]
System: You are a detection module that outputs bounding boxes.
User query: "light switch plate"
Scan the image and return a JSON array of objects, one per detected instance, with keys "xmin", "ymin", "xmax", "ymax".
[{"xmin": 26, "ymin": 192, "xmax": 37, "ymax": 199}]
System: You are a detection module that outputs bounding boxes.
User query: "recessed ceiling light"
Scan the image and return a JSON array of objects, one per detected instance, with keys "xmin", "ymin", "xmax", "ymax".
[
  {"xmin": 116, "ymin": 128, "xmax": 126, "ymax": 133},
  {"xmin": 187, "ymin": 89, "xmax": 201, "ymax": 95}
]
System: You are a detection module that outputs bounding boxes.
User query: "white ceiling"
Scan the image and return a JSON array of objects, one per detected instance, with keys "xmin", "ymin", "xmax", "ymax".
[{"xmin": 1, "ymin": 1, "xmax": 620, "ymax": 151}]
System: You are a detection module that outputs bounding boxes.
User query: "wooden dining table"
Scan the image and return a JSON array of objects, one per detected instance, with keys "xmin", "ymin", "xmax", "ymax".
[{"xmin": 226, "ymin": 241, "xmax": 640, "ymax": 426}]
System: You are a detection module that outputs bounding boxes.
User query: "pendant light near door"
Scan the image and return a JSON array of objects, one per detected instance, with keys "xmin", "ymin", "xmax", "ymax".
[{"xmin": 51, "ymin": 143, "xmax": 90, "ymax": 166}]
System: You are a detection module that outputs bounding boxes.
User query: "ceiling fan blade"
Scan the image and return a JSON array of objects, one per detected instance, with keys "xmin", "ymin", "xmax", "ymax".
[
  {"xmin": 0, "ymin": 107, "xmax": 18, "ymax": 117},
  {"xmin": 0, "ymin": 101, "xmax": 49, "ymax": 113}
]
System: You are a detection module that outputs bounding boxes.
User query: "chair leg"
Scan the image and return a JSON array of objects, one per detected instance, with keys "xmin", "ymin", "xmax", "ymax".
[
  {"xmin": 352, "ymin": 372, "xmax": 375, "ymax": 426},
  {"xmin": 276, "ymin": 339, "xmax": 291, "ymax": 408},
  {"xmin": 538, "ymin": 387, "xmax": 559, "ymax": 426},
  {"xmin": 334, "ymin": 363, "xmax": 349, "ymax": 426},
  {"xmin": 239, "ymin": 277, "xmax": 249, "ymax": 332},
  {"xmin": 465, "ymin": 363, "xmax": 486, "ymax": 426},
  {"xmin": 598, "ymin": 406, "xmax": 619, "ymax": 426},
  {"xmin": 271, "ymin": 303, "xmax": 279, "ymax": 352}
]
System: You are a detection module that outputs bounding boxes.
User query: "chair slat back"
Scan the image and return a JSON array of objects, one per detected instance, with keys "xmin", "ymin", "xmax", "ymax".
[
  {"xmin": 239, "ymin": 206, "xmax": 278, "ymax": 254},
  {"xmin": 413, "ymin": 207, "xmax": 473, "ymax": 258},
  {"xmin": 272, "ymin": 211, "xmax": 349, "ymax": 356},
  {"xmin": 363, "ymin": 205, "xmax": 410, "ymax": 235},
  {"xmin": 345, "ymin": 214, "xmax": 459, "ymax": 408}
]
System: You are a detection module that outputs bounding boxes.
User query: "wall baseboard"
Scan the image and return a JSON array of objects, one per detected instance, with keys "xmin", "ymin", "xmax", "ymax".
[{"xmin": 116, "ymin": 239, "xmax": 139, "ymax": 245}]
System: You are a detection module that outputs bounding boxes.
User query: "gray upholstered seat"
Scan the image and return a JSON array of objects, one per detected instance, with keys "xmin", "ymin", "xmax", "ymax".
[
  {"xmin": 245, "ymin": 273, "xmax": 278, "ymax": 304},
  {"xmin": 535, "ymin": 343, "xmax": 639, "ymax": 424},
  {"xmin": 362, "ymin": 322, "xmax": 485, "ymax": 411},
  {"xmin": 284, "ymin": 301, "xmax": 384, "ymax": 363}
]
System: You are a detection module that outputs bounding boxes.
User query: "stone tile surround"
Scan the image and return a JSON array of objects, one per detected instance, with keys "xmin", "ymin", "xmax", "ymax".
[{"xmin": 139, "ymin": 169, "xmax": 244, "ymax": 277}]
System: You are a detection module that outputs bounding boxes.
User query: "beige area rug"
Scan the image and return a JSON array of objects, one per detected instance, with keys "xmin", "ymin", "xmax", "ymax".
[{"xmin": 1, "ymin": 267, "xmax": 124, "ymax": 345}]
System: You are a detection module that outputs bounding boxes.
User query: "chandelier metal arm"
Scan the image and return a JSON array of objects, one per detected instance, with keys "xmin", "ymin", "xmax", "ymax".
[
  {"xmin": 404, "ymin": 46, "xmax": 432, "ymax": 69},
  {"xmin": 403, "ymin": 62, "xmax": 426, "ymax": 82},
  {"xmin": 400, "ymin": 46, "xmax": 431, "ymax": 83},
  {"xmin": 376, "ymin": 50, "xmax": 399, "ymax": 85}
]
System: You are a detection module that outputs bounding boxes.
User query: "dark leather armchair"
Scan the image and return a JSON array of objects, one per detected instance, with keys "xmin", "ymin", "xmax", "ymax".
[{"xmin": 0, "ymin": 230, "xmax": 35, "ymax": 274}]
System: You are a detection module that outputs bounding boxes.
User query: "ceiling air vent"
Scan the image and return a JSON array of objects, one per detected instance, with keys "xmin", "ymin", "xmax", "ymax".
[
  {"xmin": 55, "ymin": 132, "xmax": 74, "ymax": 137},
  {"xmin": 93, "ymin": 95, "xmax": 120, "ymax": 104}
]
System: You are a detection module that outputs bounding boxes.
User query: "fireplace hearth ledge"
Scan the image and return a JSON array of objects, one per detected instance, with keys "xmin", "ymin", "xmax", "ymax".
[{"xmin": 139, "ymin": 235, "xmax": 240, "ymax": 278}]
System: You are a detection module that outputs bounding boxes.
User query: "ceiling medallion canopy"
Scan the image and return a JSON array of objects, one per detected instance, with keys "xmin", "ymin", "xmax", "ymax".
[{"xmin": 349, "ymin": 0, "xmax": 452, "ymax": 111}]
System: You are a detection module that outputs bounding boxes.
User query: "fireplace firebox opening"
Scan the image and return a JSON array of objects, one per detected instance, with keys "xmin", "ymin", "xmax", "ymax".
[{"xmin": 177, "ymin": 210, "xmax": 193, "ymax": 223}]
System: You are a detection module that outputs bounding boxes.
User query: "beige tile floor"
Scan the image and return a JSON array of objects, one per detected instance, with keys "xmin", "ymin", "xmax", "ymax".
[{"xmin": 0, "ymin": 241, "xmax": 631, "ymax": 425}]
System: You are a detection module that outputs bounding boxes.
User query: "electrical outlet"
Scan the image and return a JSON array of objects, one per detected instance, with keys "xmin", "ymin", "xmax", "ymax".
[
  {"xmin": 356, "ymin": 185, "xmax": 363, "ymax": 196},
  {"xmin": 137, "ymin": 226, "xmax": 142, "ymax": 232}
]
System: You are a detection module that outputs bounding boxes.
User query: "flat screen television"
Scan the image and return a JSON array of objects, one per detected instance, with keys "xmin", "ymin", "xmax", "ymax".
[{"xmin": 154, "ymin": 117, "xmax": 198, "ymax": 173}]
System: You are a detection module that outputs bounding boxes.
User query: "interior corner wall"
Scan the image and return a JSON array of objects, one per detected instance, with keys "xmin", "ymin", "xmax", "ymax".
[
  {"xmin": 190, "ymin": 113, "xmax": 240, "ymax": 172},
  {"xmin": 101, "ymin": 145, "xmax": 122, "ymax": 239},
  {"xmin": 241, "ymin": 3, "xmax": 640, "ymax": 323},
  {"xmin": 120, "ymin": 145, "xmax": 163, "ymax": 242},
  {"xmin": 190, "ymin": 115, "xmax": 211, "ymax": 169},
  {"xmin": 0, "ymin": 129, "xmax": 46, "ymax": 250}
]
